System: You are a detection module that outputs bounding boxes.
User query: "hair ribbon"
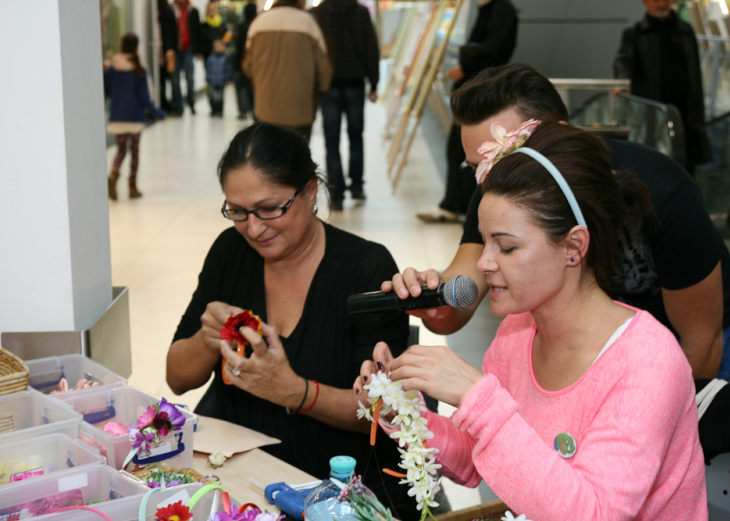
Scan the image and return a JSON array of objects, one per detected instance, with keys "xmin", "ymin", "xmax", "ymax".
[{"xmin": 513, "ymin": 147, "xmax": 587, "ymax": 228}]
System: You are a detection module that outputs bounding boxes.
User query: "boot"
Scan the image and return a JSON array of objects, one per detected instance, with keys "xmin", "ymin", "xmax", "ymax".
[
  {"xmin": 129, "ymin": 178, "xmax": 143, "ymax": 199},
  {"xmin": 107, "ymin": 170, "xmax": 120, "ymax": 201}
]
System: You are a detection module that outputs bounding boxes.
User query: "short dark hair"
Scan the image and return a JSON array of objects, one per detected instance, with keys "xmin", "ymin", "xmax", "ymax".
[
  {"xmin": 483, "ymin": 122, "xmax": 651, "ymax": 292},
  {"xmin": 217, "ymin": 122, "xmax": 322, "ymax": 190},
  {"xmin": 451, "ymin": 64, "xmax": 569, "ymax": 126}
]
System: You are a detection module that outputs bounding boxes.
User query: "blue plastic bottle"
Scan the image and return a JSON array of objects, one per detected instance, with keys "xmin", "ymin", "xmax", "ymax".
[{"xmin": 303, "ymin": 456, "xmax": 378, "ymax": 521}]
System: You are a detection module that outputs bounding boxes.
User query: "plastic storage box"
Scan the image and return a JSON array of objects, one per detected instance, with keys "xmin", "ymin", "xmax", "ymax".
[
  {"xmin": 26, "ymin": 355, "xmax": 126, "ymax": 400},
  {"xmin": 0, "ymin": 433, "xmax": 105, "ymax": 487},
  {"xmin": 0, "ymin": 463, "xmax": 148, "ymax": 519},
  {"xmin": 0, "ymin": 389, "xmax": 82, "ymax": 447},
  {"xmin": 60, "ymin": 386, "xmax": 197, "ymax": 470},
  {"xmin": 31, "ymin": 483, "xmax": 238, "ymax": 521}
]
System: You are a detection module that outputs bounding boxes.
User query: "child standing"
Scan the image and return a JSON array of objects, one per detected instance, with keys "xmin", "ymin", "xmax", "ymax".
[
  {"xmin": 206, "ymin": 39, "xmax": 233, "ymax": 117},
  {"xmin": 104, "ymin": 33, "xmax": 165, "ymax": 200}
]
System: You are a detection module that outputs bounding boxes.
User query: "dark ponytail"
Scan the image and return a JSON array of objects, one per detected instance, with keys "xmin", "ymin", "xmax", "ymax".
[
  {"xmin": 121, "ymin": 33, "xmax": 145, "ymax": 78},
  {"xmin": 615, "ymin": 169, "xmax": 652, "ymax": 234}
]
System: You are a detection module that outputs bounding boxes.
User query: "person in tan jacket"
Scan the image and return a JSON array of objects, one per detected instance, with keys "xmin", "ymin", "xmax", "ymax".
[{"xmin": 243, "ymin": 0, "xmax": 332, "ymax": 141}]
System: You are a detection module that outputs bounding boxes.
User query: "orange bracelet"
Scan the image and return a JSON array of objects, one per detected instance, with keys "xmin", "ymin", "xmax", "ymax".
[{"xmin": 298, "ymin": 380, "xmax": 319, "ymax": 415}]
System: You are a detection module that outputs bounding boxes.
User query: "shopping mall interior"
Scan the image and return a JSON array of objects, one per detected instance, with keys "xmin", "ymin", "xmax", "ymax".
[{"xmin": 2, "ymin": 0, "xmax": 730, "ymax": 518}]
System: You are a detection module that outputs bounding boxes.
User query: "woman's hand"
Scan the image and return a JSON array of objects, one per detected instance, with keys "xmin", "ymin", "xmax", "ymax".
[
  {"xmin": 355, "ymin": 342, "xmax": 484, "ymax": 408},
  {"xmin": 220, "ymin": 322, "xmax": 303, "ymax": 409},
  {"xmin": 390, "ymin": 344, "xmax": 483, "ymax": 407},
  {"xmin": 200, "ymin": 301, "xmax": 244, "ymax": 353},
  {"xmin": 382, "ymin": 268, "xmax": 452, "ymax": 321},
  {"xmin": 354, "ymin": 341, "xmax": 395, "ymax": 396}
]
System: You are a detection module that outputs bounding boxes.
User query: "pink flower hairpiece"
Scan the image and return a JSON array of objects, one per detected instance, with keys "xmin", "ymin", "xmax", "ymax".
[{"xmin": 474, "ymin": 119, "xmax": 540, "ymax": 184}]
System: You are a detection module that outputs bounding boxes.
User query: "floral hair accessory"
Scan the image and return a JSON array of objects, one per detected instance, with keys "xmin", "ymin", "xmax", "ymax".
[
  {"xmin": 358, "ymin": 371, "xmax": 440, "ymax": 521},
  {"xmin": 221, "ymin": 310, "xmax": 263, "ymax": 385},
  {"xmin": 475, "ymin": 119, "xmax": 540, "ymax": 184},
  {"xmin": 123, "ymin": 397, "xmax": 186, "ymax": 469},
  {"xmin": 156, "ymin": 500, "xmax": 193, "ymax": 521},
  {"xmin": 221, "ymin": 310, "xmax": 263, "ymax": 343},
  {"xmin": 501, "ymin": 511, "xmax": 533, "ymax": 521}
]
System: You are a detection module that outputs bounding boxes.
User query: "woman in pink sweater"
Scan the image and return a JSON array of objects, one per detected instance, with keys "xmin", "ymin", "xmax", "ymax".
[{"xmin": 356, "ymin": 123, "xmax": 707, "ymax": 520}]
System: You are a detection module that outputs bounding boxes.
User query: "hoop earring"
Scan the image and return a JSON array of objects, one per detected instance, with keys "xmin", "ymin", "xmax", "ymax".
[{"xmin": 312, "ymin": 204, "xmax": 318, "ymax": 215}]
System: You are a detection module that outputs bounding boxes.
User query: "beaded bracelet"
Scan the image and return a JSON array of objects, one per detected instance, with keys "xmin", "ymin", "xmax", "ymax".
[
  {"xmin": 286, "ymin": 378, "xmax": 309, "ymax": 415},
  {"xmin": 298, "ymin": 380, "xmax": 319, "ymax": 415}
]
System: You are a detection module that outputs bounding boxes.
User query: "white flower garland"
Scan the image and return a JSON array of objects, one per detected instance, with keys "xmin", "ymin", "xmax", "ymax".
[{"xmin": 357, "ymin": 371, "xmax": 442, "ymax": 520}]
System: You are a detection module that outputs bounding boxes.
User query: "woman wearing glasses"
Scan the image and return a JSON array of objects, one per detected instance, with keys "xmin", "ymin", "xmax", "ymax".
[{"xmin": 166, "ymin": 122, "xmax": 417, "ymax": 519}]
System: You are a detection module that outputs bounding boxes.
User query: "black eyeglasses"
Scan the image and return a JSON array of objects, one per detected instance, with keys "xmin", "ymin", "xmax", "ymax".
[{"xmin": 221, "ymin": 188, "xmax": 300, "ymax": 222}]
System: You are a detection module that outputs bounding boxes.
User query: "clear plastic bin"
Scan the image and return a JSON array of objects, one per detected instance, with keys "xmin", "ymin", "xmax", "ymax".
[
  {"xmin": 0, "ymin": 434, "xmax": 105, "ymax": 487},
  {"xmin": 60, "ymin": 387, "xmax": 197, "ymax": 470},
  {"xmin": 31, "ymin": 483, "xmax": 239, "ymax": 521},
  {"xmin": 26, "ymin": 355, "xmax": 126, "ymax": 400},
  {"xmin": 0, "ymin": 463, "xmax": 148, "ymax": 519},
  {"xmin": 0, "ymin": 389, "xmax": 82, "ymax": 447}
]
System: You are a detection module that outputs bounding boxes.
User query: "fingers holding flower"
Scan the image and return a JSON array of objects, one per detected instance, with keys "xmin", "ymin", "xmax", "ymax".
[{"xmin": 220, "ymin": 322, "xmax": 300, "ymax": 407}]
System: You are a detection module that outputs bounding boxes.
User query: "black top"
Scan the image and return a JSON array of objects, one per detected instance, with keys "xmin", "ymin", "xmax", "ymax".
[
  {"xmin": 461, "ymin": 139, "xmax": 730, "ymax": 332},
  {"xmin": 173, "ymin": 224, "xmax": 419, "ymax": 520},
  {"xmin": 457, "ymin": 0, "xmax": 518, "ymax": 88},
  {"xmin": 310, "ymin": 0, "xmax": 380, "ymax": 90}
]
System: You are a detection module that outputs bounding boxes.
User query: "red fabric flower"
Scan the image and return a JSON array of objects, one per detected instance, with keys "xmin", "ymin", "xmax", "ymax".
[
  {"xmin": 221, "ymin": 310, "xmax": 262, "ymax": 343},
  {"xmin": 155, "ymin": 500, "xmax": 193, "ymax": 521}
]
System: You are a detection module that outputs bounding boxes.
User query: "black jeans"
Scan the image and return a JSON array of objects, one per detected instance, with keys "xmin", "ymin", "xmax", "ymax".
[
  {"xmin": 209, "ymin": 85, "xmax": 224, "ymax": 114},
  {"xmin": 320, "ymin": 85, "xmax": 366, "ymax": 201},
  {"xmin": 440, "ymin": 123, "xmax": 476, "ymax": 215}
]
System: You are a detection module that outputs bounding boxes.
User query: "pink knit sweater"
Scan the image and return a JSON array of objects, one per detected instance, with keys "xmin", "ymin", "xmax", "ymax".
[{"xmin": 421, "ymin": 307, "xmax": 707, "ymax": 520}]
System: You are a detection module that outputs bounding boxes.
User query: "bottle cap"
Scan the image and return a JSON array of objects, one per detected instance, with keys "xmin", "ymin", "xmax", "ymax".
[{"xmin": 329, "ymin": 456, "xmax": 356, "ymax": 480}]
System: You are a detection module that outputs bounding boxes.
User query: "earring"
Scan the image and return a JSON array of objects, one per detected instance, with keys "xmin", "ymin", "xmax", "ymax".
[
  {"xmin": 570, "ymin": 258, "xmax": 575, "ymax": 263},
  {"xmin": 311, "ymin": 204, "xmax": 318, "ymax": 215}
]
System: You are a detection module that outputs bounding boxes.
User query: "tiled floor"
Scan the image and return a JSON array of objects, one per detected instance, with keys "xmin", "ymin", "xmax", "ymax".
[{"xmin": 107, "ymin": 87, "xmax": 484, "ymax": 509}]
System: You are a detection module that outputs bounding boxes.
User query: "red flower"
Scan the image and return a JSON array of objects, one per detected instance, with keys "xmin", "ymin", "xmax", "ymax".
[
  {"xmin": 155, "ymin": 500, "xmax": 193, "ymax": 521},
  {"xmin": 221, "ymin": 310, "xmax": 262, "ymax": 343}
]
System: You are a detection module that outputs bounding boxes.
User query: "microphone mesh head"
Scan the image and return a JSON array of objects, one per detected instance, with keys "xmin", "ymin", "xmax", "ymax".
[{"xmin": 443, "ymin": 276, "xmax": 479, "ymax": 309}]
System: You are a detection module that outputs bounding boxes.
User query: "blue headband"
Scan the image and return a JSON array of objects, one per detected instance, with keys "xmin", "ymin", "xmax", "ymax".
[{"xmin": 513, "ymin": 147, "xmax": 588, "ymax": 229}]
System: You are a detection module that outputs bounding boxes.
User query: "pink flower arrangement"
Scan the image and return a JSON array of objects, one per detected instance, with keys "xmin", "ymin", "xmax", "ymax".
[
  {"xmin": 122, "ymin": 397, "xmax": 187, "ymax": 468},
  {"xmin": 474, "ymin": 119, "xmax": 540, "ymax": 184}
]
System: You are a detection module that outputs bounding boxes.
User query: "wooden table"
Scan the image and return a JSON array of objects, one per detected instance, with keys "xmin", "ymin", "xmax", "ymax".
[{"xmin": 193, "ymin": 449, "xmax": 317, "ymax": 513}]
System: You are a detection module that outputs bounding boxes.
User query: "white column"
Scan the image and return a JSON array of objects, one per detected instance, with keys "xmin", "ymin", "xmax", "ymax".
[{"xmin": 0, "ymin": 0, "xmax": 112, "ymax": 334}]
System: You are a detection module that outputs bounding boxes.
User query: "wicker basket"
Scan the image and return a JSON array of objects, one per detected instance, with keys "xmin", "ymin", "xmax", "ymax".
[
  {"xmin": 131, "ymin": 466, "xmax": 206, "ymax": 487},
  {"xmin": 0, "ymin": 347, "xmax": 29, "ymax": 396},
  {"xmin": 436, "ymin": 500, "xmax": 510, "ymax": 521}
]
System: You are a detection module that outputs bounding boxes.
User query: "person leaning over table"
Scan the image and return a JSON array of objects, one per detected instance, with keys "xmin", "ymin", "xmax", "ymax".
[
  {"xmin": 356, "ymin": 122, "xmax": 707, "ymax": 521},
  {"xmin": 386, "ymin": 63, "xmax": 730, "ymax": 381},
  {"xmin": 166, "ymin": 122, "xmax": 419, "ymax": 520}
]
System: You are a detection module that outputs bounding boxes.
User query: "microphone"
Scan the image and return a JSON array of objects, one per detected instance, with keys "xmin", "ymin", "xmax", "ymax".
[{"xmin": 347, "ymin": 275, "xmax": 479, "ymax": 315}]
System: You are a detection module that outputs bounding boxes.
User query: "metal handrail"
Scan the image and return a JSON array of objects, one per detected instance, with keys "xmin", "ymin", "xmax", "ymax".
[
  {"xmin": 617, "ymin": 92, "xmax": 686, "ymax": 167},
  {"xmin": 617, "ymin": 92, "xmax": 670, "ymax": 112}
]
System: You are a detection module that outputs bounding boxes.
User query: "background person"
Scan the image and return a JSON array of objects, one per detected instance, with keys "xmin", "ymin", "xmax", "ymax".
[
  {"xmin": 104, "ymin": 33, "xmax": 166, "ymax": 201},
  {"xmin": 166, "ymin": 123, "xmax": 418, "ymax": 520},
  {"xmin": 157, "ymin": 0, "xmax": 178, "ymax": 113},
  {"xmin": 358, "ymin": 123, "xmax": 707, "ymax": 520},
  {"xmin": 234, "ymin": 2, "xmax": 257, "ymax": 120},
  {"xmin": 311, "ymin": 0, "xmax": 380, "ymax": 210},
  {"xmin": 388, "ymin": 63, "xmax": 730, "ymax": 381},
  {"xmin": 417, "ymin": 0, "xmax": 517, "ymax": 223},
  {"xmin": 613, "ymin": 0, "xmax": 711, "ymax": 175},
  {"xmin": 200, "ymin": 0, "xmax": 228, "ymax": 68},
  {"xmin": 243, "ymin": 0, "xmax": 332, "ymax": 141},
  {"xmin": 171, "ymin": 0, "xmax": 201, "ymax": 116},
  {"xmin": 206, "ymin": 39, "xmax": 232, "ymax": 117}
]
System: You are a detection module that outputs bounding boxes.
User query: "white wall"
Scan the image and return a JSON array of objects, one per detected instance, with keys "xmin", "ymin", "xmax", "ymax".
[{"xmin": 0, "ymin": 0, "xmax": 112, "ymax": 334}]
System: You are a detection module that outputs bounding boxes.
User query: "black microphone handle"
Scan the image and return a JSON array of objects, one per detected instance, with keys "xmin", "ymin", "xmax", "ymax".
[{"xmin": 346, "ymin": 285, "xmax": 446, "ymax": 315}]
